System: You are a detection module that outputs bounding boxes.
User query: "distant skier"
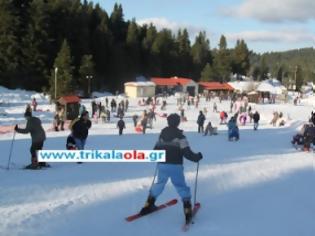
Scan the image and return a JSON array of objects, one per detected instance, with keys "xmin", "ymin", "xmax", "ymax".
[
  {"xmin": 132, "ymin": 114, "xmax": 139, "ymax": 127},
  {"xmin": 31, "ymin": 98, "xmax": 37, "ymax": 112},
  {"xmin": 139, "ymin": 113, "xmax": 203, "ymax": 224},
  {"xmin": 213, "ymin": 102, "xmax": 217, "ymax": 113},
  {"xmin": 227, "ymin": 117, "xmax": 239, "ymax": 141},
  {"xmin": 253, "ymin": 111, "xmax": 260, "ymax": 130},
  {"xmin": 117, "ymin": 117, "xmax": 126, "ymax": 135},
  {"xmin": 197, "ymin": 111, "xmax": 206, "ymax": 133},
  {"xmin": 141, "ymin": 112, "xmax": 148, "ymax": 134},
  {"xmin": 14, "ymin": 111, "xmax": 47, "ymax": 169}
]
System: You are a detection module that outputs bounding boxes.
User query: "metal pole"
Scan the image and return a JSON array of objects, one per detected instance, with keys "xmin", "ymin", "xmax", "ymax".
[
  {"xmin": 55, "ymin": 67, "xmax": 58, "ymax": 99},
  {"xmin": 149, "ymin": 163, "xmax": 158, "ymax": 193},
  {"xmin": 87, "ymin": 75, "xmax": 93, "ymax": 97},
  {"xmin": 193, "ymin": 161, "xmax": 200, "ymax": 206},
  {"xmin": 7, "ymin": 131, "xmax": 16, "ymax": 170}
]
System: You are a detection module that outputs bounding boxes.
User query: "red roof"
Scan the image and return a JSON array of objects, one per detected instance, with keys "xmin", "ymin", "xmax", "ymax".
[
  {"xmin": 58, "ymin": 95, "xmax": 80, "ymax": 104},
  {"xmin": 151, "ymin": 77, "xmax": 194, "ymax": 86},
  {"xmin": 199, "ymin": 82, "xmax": 234, "ymax": 91}
]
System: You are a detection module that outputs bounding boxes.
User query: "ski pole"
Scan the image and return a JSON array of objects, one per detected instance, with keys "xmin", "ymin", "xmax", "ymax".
[
  {"xmin": 148, "ymin": 163, "xmax": 158, "ymax": 194},
  {"xmin": 193, "ymin": 161, "xmax": 200, "ymax": 206},
  {"xmin": 7, "ymin": 130, "xmax": 16, "ymax": 170}
]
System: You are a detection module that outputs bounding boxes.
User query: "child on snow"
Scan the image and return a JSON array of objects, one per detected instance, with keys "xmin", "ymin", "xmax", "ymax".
[{"xmin": 139, "ymin": 113, "xmax": 203, "ymax": 224}]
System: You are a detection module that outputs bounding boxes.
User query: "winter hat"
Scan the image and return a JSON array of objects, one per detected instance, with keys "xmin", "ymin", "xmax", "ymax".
[
  {"xmin": 24, "ymin": 110, "xmax": 32, "ymax": 118},
  {"xmin": 81, "ymin": 111, "xmax": 89, "ymax": 118},
  {"xmin": 167, "ymin": 113, "xmax": 180, "ymax": 128}
]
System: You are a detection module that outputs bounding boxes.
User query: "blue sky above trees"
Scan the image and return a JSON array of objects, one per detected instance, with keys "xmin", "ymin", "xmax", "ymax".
[{"xmin": 94, "ymin": 0, "xmax": 315, "ymax": 53}]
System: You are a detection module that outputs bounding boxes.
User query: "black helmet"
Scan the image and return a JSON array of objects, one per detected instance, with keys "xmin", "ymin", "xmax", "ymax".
[
  {"xmin": 167, "ymin": 113, "xmax": 180, "ymax": 127},
  {"xmin": 24, "ymin": 110, "xmax": 32, "ymax": 118}
]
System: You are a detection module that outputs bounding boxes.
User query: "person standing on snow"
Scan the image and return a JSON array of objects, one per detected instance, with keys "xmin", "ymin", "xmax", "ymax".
[
  {"xmin": 15, "ymin": 111, "xmax": 47, "ymax": 169},
  {"xmin": 117, "ymin": 117, "xmax": 126, "ymax": 135},
  {"xmin": 253, "ymin": 111, "xmax": 260, "ymax": 130},
  {"xmin": 139, "ymin": 113, "xmax": 203, "ymax": 224},
  {"xmin": 227, "ymin": 116, "xmax": 239, "ymax": 141},
  {"xmin": 70, "ymin": 111, "xmax": 92, "ymax": 150},
  {"xmin": 31, "ymin": 98, "xmax": 38, "ymax": 112},
  {"xmin": 197, "ymin": 111, "xmax": 206, "ymax": 133}
]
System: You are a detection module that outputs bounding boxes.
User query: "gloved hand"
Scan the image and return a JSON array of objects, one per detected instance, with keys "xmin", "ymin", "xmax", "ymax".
[
  {"xmin": 196, "ymin": 152, "xmax": 203, "ymax": 162},
  {"xmin": 14, "ymin": 124, "xmax": 18, "ymax": 131}
]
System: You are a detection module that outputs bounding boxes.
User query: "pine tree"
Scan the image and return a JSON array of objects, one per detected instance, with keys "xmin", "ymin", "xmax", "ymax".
[
  {"xmin": 200, "ymin": 63, "xmax": 216, "ymax": 82},
  {"xmin": 276, "ymin": 65, "xmax": 284, "ymax": 83},
  {"xmin": 213, "ymin": 35, "xmax": 231, "ymax": 82},
  {"xmin": 142, "ymin": 24, "xmax": 157, "ymax": 75},
  {"xmin": 91, "ymin": 5, "xmax": 112, "ymax": 88},
  {"xmin": 232, "ymin": 39, "xmax": 250, "ymax": 76},
  {"xmin": 191, "ymin": 31, "xmax": 212, "ymax": 80},
  {"xmin": 151, "ymin": 29, "xmax": 176, "ymax": 76},
  {"xmin": 259, "ymin": 55, "xmax": 269, "ymax": 80},
  {"xmin": 23, "ymin": 0, "xmax": 49, "ymax": 90},
  {"xmin": 50, "ymin": 39, "xmax": 74, "ymax": 99},
  {"xmin": 295, "ymin": 65, "xmax": 303, "ymax": 91},
  {"xmin": 176, "ymin": 28, "xmax": 192, "ymax": 76},
  {"xmin": 109, "ymin": 3, "xmax": 126, "ymax": 42},
  {"xmin": 126, "ymin": 19, "xmax": 141, "ymax": 75},
  {"xmin": 0, "ymin": 0, "xmax": 19, "ymax": 87}
]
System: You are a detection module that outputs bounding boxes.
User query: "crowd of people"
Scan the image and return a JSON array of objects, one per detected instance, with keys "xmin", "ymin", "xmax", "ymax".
[{"xmin": 15, "ymin": 91, "xmax": 289, "ymax": 169}]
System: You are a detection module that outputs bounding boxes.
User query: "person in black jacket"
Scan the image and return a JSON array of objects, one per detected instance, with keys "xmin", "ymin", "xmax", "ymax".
[
  {"xmin": 15, "ymin": 111, "xmax": 47, "ymax": 169},
  {"xmin": 71, "ymin": 111, "xmax": 92, "ymax": 150},
  {"xmin": 197, "ymin": 110, "xmax": 206, "ymax": 133},
  {"xmin": 140, "ymin": 113, "xmax": 203, "ymax": 223},
  {"xmin": 253, "ymin": 111, "xmax": 260, "ymax": 130},
  {"xmin": 117, "ymin": 117, "xmax": 125, "ymax": 135}
]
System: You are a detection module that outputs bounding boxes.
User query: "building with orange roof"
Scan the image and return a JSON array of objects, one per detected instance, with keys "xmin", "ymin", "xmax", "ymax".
[{"xmin": 151, "ymin": 76, "xmax": 198, "ymax": 96}]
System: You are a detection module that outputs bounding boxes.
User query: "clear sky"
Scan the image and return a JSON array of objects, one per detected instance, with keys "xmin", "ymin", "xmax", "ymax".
[{"xmin": 93, "ymin": 0, "xmax": 315, "ymax": 53}]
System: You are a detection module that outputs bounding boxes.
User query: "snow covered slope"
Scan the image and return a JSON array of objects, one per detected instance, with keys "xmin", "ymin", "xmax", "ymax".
[{"xmin": 0, "ymin": 89, "xmax": 314, "ymax": 236}]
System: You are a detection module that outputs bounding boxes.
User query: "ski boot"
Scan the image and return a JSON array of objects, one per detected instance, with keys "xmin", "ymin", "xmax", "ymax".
[
  {"xmin": 39, "ymin": 162, "xmax": 50, "ymax": 168},
  {"xmin": 139, "ymin": 195, "xmax": 157, "ymax": 215},
  {"xmin": 25, "ymin": 157, "xmax": 41, "ymax": 170},
  {"xmin": 183, "ymin": 200, "xmax": 192, "ymax": 224},
  {"xmin": 24, "ymin": 163, "xmax": 41, "ymax": 170}
]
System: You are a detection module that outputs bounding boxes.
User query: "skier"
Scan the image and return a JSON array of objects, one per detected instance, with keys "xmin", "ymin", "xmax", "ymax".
[
  {"xmin": 14, "ymin": 111, "xmax": 47, "ymax": 169},
  {"xmin": 213, "ymin": 102, "xmax": 217, "ymax": 113},
  {"xmin": 147, "ymin": 109, "xmax": 156, "ymax": 129},
  {"xmin": 139, "ymin": 113, "xmax": 203, "ymax": 224},
  {"xmin": 58, "ymin": 106, "xmax": 66, "ymax": 131},
  {"xmin": 141, "ymin": 111, "xmax": 148, "ymax": 134},
  {"xmin": 32, "ymin": 98, "xmax": 38, "ymax": 112},
  {"xmin": 197, "ymin": 111, "xmax": 206, "ymax": 133},
  {"xmin": 132, "ymin": 114, "xmax": 139, "ymax": 127},
  {"xmin": 117, "ymin": 117, "xmax": 126, "ymax": 135},
  {"xmin": 227, "ymin": 117, "xmax": 239, "ymax": 141},
  {"xmin": 91, "ymin": 101, "xmax": 97, "ymax": 117},
  {"xmin": 253, "ymin": 111, "xmax": 260, "ymax": 130},
  {"xmin": 70, "ymin": 111, "xmax": 92, "ymax": 150}
]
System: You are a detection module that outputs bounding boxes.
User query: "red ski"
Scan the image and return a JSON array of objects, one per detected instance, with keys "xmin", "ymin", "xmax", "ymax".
[
  {"xmin": 182, "ymin": 202, "xmax": 201, "ymax": 232},
  {"xmin": 126, "ymin": 198, "xmax": 178, "ymax": 222}
]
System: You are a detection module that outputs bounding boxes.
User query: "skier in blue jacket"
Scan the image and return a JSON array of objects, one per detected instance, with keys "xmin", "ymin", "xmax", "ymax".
[{"xmin": 140, "ymin": 113, "xmax": 203, "ymax": 223}]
